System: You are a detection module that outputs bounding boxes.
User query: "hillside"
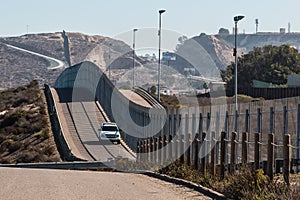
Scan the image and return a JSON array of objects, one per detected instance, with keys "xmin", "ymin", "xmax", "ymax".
[
  {"xmin": 0, "ymin": 80, "xmax": 61, "ymax": 163},
  {"xmin": 171, "ymin": 32, "xmax": 300, "ymax": 75},
  {"xmin": 2, "ymin": 31, "xmax": 300, "ymax": 90},
  {"xmin": 0, "ymin": 32, "xmax": 135, "ymax": 89}
]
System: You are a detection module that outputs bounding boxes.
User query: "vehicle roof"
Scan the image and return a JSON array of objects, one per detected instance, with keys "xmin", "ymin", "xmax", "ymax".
[{"xmin": 101, "ymin": 122, "xmax": 118, "ymax": 126}]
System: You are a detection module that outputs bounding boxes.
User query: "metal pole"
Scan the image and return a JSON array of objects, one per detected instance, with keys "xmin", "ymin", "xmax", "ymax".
[
  {"xmin": 158, "ymin": 9, "xmax": 166, "ymax": 102},
  {"xmin": 233, "ymin": 15, "xmax": 244, "ymax": 131},
  {"xmin": 234, "ymin": 20, "xmax": 238, "ymax": 114}
]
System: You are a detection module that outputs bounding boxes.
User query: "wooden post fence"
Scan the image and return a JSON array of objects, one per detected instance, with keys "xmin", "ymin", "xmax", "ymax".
[{"xmin": 136, "ymin": 130, "xmax": 295, "ymax": 186}]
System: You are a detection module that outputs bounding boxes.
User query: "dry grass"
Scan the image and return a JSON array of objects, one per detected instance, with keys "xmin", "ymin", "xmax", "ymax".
[
  {"xmin": 0, "ymin": 80, "xmax": 61, "ymax": 164},
  {"xmin": 159, "ymin": 161, "xmax": 300, "ymax": 200}
]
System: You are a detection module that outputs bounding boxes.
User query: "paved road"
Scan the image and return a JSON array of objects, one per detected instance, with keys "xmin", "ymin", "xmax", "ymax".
[
  {"xmin": 0, "ymin": 167, "xmax": 212, "ymax": 200},
  {"xmin": 51, "ymin": 88, "xmax": 135, "ymax": 162},
  {"xmin": 2, "ymin": 42, "xmax": 66, "ymax": 69}
]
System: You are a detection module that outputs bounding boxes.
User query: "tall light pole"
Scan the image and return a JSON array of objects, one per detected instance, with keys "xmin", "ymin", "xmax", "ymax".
[
  {"xmin": 158, "ymin": 9, "xmax": 166, "ymax": 102},
  {"xmin": 132, "ymin": 28, "xmax": 138, "ymax": 88},
  {"xmin": 233, "ymin": 15, "xmax": 244, "ymax": 131}
]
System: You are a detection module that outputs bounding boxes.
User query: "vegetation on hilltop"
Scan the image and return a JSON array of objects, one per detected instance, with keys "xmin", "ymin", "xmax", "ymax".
[
  {"xmin": 156, "ymin": 93, "xmax": 262, "ymax": 108},
  {"xmin": 221, "ymin": 44, "xmax": 300, "ymax": 91},
  {"xmin": 0, "ymin": 80, "xmax": 61, "ymax": 164}
]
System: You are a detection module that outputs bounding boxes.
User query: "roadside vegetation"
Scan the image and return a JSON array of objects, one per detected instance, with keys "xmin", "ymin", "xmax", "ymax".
[
  {"xmin": 113, "ymin": 157, "xmax": 300, "ymax": 199},
  {"xmin": 159, "ymin": 161, "xmax": 300, "ymax": 200},
  {"xmin": 0, "ymin": 80, "xmax": 61, "ymax": 163}
]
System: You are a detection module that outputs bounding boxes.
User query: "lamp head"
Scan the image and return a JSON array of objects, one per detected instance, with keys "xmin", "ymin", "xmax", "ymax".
[
  {"xmin": 133, "ymin": 28, "xmax": 138, "ymax": 32},
  {"xmin": 234, "ymin": 15, "xmax": 245, "ymax": 22},
  {"xmin": 159, "ymin": 9, "xmax": 166, "ymax": 14}
]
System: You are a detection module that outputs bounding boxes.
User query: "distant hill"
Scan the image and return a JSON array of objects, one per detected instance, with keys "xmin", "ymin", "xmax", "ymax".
[
  {"xmin": 0, "ymin": 32, "xmax": 135, "ymax": 88},
  {"xmin": 2, "ymin": 31, "xmax": 300, "ymax": 89},
  {"xmin": 170, "ymin": 32, "xmax": 300, "ymax": 76}
]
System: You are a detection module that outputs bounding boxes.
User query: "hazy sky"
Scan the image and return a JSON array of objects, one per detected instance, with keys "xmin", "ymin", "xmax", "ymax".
[{"xmin": 2, "ymin": 0, "xmax": 300, "ymax": 38}]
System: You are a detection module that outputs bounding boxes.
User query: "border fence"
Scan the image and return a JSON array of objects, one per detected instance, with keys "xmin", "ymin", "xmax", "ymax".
[
  {"xmin": 227, "ymin": 87, "xmax": 300, "ymax": 100},
  {"xmin": 137, "ymin": 96, "xmax": 300, "ymax": 185}
]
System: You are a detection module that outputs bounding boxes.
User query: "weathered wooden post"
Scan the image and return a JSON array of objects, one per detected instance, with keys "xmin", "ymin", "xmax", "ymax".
[
  {"xmin": 168, "ymin": 135, "xmax": 173, "ymax": 160},
  {"xmin": 163, "ymin": 135, "xmax": 167, "ymax": 163},
  {"xmin": 242, "ymin": 132, "xmax": 248, "ymax": 165},
  {"xmin": 283, "ymin": 134, "xmax": 290, "ymax": 186},
  {"xmin": 210, "ymin": 131, "xmax": 216, "ymax": 176},
  {"xmin": 174, "ymin": 135, "xmax": 178, "ymax": 160},
  {"xmin": 137, "ymin": 141, "xmax": 141, "ymax": 163},
  {"xmin": 230, "ymin": 132, "xmax": 237, "ymax": 174},
  {"xmin": 145, "ymin": 139, "xmax": 149, "ymax": 161},
  {"xmin": 267, "ymin": 133, "xmax": 274, "ymax": 180},
  {"xmin": 147, "ymin": 138, "xmax": 151, "ymax": 161},
  {"xmin": 153, "ymin": 137, "xmax": 158, "ymax": 163},
  {"xmin": 150, "ymin": 137, "xmax": 154, "ymax": 162},
  {"xmin": 158, "ymin": 136, "xmax": 162, "ymax": 164},
  {"xmin": 193, "ymin": 133, "xmax": 199, "ymax": 169},
  {"xmin": 200, "ymin": 132, "xmax": 207, "ymax": 175},
  {"xmin": 186, "ymin": 133, "xmax": 191, "ymax": 166},
  {"xmin": 180, "ymin": 134, "xmax": 185, "ymax": 164},
  {"xmin": 220, "ymin": 131, "xmax": 226, "ymax": 179},
  {"xmin": 141, "ymin": 140, "xmax": 145, "ymax": 162},
  {"xmin": 254, "ymin": 132, "xmax": 260, "ymax": 170}
]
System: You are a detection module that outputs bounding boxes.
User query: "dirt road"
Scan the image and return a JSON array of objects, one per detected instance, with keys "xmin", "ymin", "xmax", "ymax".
[{"xmin": 0, "ymin": 167, "xmax": 212, "ymax": 200}]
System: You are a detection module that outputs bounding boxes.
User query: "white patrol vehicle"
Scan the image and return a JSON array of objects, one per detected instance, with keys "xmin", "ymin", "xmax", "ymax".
[{"xmin": 98, "ymin": 122, "xmax": 121, "ymax": 144}]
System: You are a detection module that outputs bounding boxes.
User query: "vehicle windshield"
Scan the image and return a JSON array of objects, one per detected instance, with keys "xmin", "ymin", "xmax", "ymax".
[{"xmin": 102, "ymin": 126, "xmax": 118, "ymax": 132}]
